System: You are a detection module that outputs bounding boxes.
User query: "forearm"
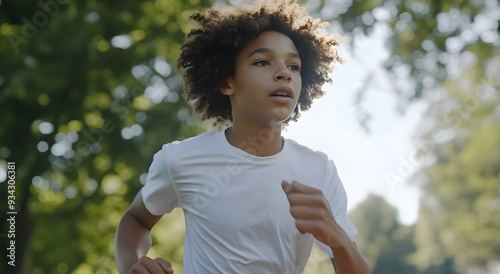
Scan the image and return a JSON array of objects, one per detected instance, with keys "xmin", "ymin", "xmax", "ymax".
[
  {"xmin": 330, "ymin": 239, "xmax": 371, "ymax": 274},
  {"xmin": 115, "ymin": 212, "xmax": 153, "ymax": 274}
]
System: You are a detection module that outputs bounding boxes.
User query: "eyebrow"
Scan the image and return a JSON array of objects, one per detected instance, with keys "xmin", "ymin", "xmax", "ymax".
[{"xmin": 246, "ymin": 48, "xmax": 300, "ymax": 59}]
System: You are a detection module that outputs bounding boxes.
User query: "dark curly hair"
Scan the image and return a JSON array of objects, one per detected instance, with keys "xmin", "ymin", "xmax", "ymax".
[{"xmin": 177, "ymin": 0, "xmax": 344, "ymax": 125}]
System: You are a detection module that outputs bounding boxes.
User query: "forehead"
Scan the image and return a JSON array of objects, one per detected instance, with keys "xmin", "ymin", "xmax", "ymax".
[{"xmin": 239, "ymin": 31, "xmax": 299, "ymax": 57}]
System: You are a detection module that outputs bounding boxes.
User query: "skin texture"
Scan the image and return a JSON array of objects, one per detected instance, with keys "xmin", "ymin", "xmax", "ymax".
[
  {"xmin": 114, "ymin": 31, "xmax": 371, "ymax": 274},
  {"xmin": 221, "ymin": 31, "xmax": 302, "ymax": 156},
  {"xmin": 177, "ymin": 0, "xmax": 344, "ymax": 125},
  {"xmin": 222, "ymin": 31, "xmax": 302, "ymax": 127}
]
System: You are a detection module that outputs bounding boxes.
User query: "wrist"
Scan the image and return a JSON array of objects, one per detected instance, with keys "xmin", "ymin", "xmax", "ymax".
[
  {"xmin": 328, "ymin": 238, "xmax": 372, "ymax": 274},
  {"xmin": 328, "ymin": 229, "xmax": 351, "ymax": 253}
]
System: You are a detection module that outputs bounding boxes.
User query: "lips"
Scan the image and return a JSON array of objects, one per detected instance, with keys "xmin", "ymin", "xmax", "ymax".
[{"xmin": 270, "ymin": 87, "xmax": 293, "ymax": 99}]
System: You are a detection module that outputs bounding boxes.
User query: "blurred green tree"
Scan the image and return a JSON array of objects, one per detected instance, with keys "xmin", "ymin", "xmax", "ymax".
[
  {"xmin": 349, "ymin": 194, "xmax": 419, "ymax": 274},
  {"xmin": 409, "ymin": 66, "xmax": 500, "ymax": 273},
  {"xmin": 313, "ymin": 0, "xmax": 499, "ymax": 127},
  {"xmin": 350, "ymin": 194, "xmax": 460, "ymax": 274},
  {"xmin": 349, "ymin": 194, "xmax": 401, "ymax": 269},
  {"xmin": 0, "ymin": 0, "xmax": 211, "ymax": 273}
]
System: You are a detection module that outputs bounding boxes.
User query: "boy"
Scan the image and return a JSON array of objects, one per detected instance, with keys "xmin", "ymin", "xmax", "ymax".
[{"xmin": 115, "ymin": 1, "xmax": 371, "ymax": 273}]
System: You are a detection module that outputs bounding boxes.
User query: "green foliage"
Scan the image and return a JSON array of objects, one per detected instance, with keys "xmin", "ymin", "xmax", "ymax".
[
  {"xmin": 319, "ymin": 0, "xmax": 499, "ymax": 114},
  {"xmin": 410, "ymin": 67, "xmax": 500, "ymax": 272},
  {"xmin": 350, "ymin": 194, "xmax": 459, "ymax": 274},
  {"xmin": 0, "ymin": 0, "xmax": 211, "ymax": 273},
  {"xmin": 349, "ymin": 194, "xmax": 419, "ymax": 274},
  {"xmin": 349, "ymin": 194, "xmax": 399, "ymax": 267}
]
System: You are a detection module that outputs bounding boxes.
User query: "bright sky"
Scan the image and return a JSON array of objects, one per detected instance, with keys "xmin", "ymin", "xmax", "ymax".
[{"xmin": 283, "ymin": 25, "xmax": 428, "ymax": 225}]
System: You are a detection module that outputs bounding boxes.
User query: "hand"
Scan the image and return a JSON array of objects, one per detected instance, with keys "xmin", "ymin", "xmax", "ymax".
[
  {"xmin": 128, "ymin": 256, "xmax": 174, "ymax": 274},
  {"xmin": 281, "ymin": 180, "xmax": 349, "ymax": 249}
]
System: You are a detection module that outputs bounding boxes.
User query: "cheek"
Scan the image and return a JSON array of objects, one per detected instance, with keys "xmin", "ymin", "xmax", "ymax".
[
  {"xmin": 294, "ymin": 78, "xmax": 302, "ymax": 93},
  {"xmin": 236, "ymin": 78, "xmax": 258, "ymax": 94},
  {"xmin": 234, "ymin": 80, "xmax": 246, "ymax": 94}
]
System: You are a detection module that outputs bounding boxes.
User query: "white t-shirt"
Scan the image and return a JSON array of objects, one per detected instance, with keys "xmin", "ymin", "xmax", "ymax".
[{"xmin": 142, "ymin": 130, "xmax": 357, "ymax": 274}]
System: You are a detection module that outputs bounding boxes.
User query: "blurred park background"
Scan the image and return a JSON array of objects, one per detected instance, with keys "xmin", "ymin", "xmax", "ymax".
[{"xmin": 0, "ymin": 0, "xmax": 499, "ymax": 273}]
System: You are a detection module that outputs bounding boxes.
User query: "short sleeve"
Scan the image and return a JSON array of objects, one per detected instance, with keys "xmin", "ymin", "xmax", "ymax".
[
  {"xmin": 315, "ymin": 160, "xmax": 358, "ymax": 258},
  {"xmin": 141, "ymin": 145, "xmax": 180, "ymax": 215}
]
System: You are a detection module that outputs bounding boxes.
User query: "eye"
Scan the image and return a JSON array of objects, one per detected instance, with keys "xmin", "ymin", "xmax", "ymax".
[
  {"xmin": 289, "ymin": 64, "xmax": 300, "ymax": 72},
  {"xmin": 254, "ymin": 60, "xmax": 269, "ymax": 67}
]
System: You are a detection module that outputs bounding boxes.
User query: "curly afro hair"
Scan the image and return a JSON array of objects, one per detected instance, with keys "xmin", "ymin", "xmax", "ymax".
[{"xmin": 177, "ymin": 0, "xmax": 344, "ymax": 125}]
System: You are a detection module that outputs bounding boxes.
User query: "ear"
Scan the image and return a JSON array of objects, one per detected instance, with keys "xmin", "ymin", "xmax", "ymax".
[{"xmin": 219, "ymin": 78, "xmax": 235, "ymax": 96}]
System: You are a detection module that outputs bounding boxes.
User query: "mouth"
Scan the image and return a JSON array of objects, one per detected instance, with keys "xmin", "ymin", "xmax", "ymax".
[{"xmin": 270, "ymin": 87, "xmax": 293, "ymax": 99}]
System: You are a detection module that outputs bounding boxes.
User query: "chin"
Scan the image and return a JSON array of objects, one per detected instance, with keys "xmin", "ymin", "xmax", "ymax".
[
  {"xmin": 270, "ymin": 107, "xmax": 294, "ymax": 121},
  {"xmin": 266, "ymin": 115, "xmax": 293, "ymax": 127},
  {"xmin": 267, "ymin": 120, "xmax": 284, "ymax": 127}
]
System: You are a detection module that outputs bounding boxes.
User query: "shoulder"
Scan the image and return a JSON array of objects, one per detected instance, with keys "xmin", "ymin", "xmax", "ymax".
[
  {"xmin": 285, "ymin": 138, "xmax": 332, "ymax": 165},
  {"xmin": 153, "ymin": 131, "xmax": 222, "ymax": 170},
  {"xmin": 159, "ymin": 130, "xmax": 219, "ymax": 154},
  {"xmin": 153, "ymin": 131, "xmax": 220, "ymax": 165}
]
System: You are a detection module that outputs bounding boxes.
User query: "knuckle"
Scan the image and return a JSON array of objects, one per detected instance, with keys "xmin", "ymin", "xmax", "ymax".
[
  {"xmin": 289, "ymin": 208, "xmax": 299, "ymax": 218},
  {"xmin": 296, "ymin": 222, "xmax": 306, "ymax": 234},
  {"xmin": 319, "ymin": 209, "xmax": 329, "ymax": 221},
  {"xmin": 137, "ymin": 256, "xmax": 148, "ymax": 263},
  {"xmin": 287, "ymin": 194, "xmax": 299, "ymax": 204}
]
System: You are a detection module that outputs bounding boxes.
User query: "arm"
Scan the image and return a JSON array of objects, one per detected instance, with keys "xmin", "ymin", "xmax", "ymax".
[
  {"xmin": 115, "ymin": 191, "xmax": 173, "ymax": 274},
  {"xmin": 331, "ymin": 242, "xmax": 370, "ymax": 274},
  {"xmin": 282, "ymin": 181, "xmax": 371, "ymax": 274}
]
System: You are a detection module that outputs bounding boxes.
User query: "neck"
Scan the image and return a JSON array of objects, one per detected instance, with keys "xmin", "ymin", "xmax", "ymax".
[{"xmin": 225, "ymin": 122, "xmax": 283, "ymax": 157}]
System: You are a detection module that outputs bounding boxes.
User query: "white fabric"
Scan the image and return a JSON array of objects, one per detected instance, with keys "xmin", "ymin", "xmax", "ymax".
[{"xmin": 142, "ymin": 130, "xmax": 357, "ymax": 274}]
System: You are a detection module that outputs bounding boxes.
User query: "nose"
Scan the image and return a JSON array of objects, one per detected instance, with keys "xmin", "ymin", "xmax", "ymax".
[{"xmin": 274, "ymin": 66, "xmax": 292, "ymax": 83}]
